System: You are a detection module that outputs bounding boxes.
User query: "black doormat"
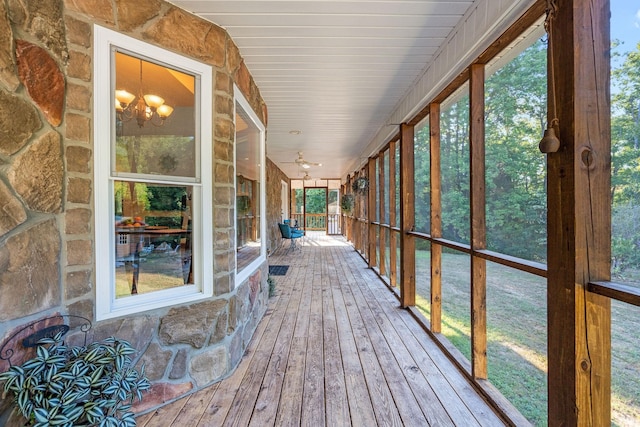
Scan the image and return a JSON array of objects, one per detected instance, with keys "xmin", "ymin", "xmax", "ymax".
[{"xmin": 269, "ymin": 265, "xmax": 289, "ymax": 276}]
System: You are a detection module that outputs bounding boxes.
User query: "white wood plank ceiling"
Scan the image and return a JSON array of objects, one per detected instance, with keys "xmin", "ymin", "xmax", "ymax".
[{"xmin": 170, "ymin": 0, "xmax": 476, "ymax": 179}]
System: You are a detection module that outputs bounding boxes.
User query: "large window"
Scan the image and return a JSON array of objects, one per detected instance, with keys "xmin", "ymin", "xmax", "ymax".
[
  {"xmin": 94, "ymin": 26, "xmax": 213, "ymax": 320},
  {"xmin": 235, "ymin": 88, "xmax": 266, "ymax": 281}
]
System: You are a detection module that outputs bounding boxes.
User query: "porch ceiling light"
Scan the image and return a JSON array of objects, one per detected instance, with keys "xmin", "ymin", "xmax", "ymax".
[{"xmin": 115, "ymin": 59, "xmax": 174, "ymax": 127}]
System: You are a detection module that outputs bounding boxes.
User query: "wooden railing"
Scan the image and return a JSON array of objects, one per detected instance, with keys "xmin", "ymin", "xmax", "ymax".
[
  {"xmin": 291, "ymin": 213, "xmax": 331, "ymax": 231},
  {"xmin": 305, "ymin": 214, "xmax": 326, "ymax": 230},
  {"xmin": 327, "ymin": 213, "xmax": 341, "ymax": 234}
]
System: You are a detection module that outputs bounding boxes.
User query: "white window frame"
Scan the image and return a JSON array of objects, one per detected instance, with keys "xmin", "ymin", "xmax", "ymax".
[
  {"xmin": 94, "ymin": 25, "xmax": 213, "ymax": 320},
  {"xmin": 234, "ymin": 86, "xmax": 267, "ymax": 286}
]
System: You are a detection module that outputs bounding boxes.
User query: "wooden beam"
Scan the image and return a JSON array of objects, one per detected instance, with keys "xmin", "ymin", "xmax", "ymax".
[
  {"xmin": 469, "ymin": 64, "xmax": 487, "ymax": 380},
  {"xmin": 389, "ymin": 141, "xmax": 398, "ymax": 287},
  {"xmin": 368, "ymin": 158, "xmax": 377, "ymax": 267},
  {"xmin": 547, "ymin": 0, "xmax": 611, "ymax": 425},
  {"xmin": 400, "ymin": 123, "xmax": 416, "ymax": 307},
  {"xmin": 378, "ymin": 154, "xmax": 387, "ymax": 277},
  {"xmin": 429, "ymin": 104, "xmax": 442, "ymax": 332}
]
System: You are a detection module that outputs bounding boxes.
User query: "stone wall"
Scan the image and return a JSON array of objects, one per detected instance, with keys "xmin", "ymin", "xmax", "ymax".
[
  {"xmin": 265, "ymin": 158, "xmax": 290, "ymax": 254},
  {"xmin": 0, "ymin": 0, "xmax": 269, "ymax": 422}
]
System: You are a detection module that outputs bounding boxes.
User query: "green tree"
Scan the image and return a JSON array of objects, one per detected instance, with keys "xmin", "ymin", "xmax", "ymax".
[
  {"xmin": 611, "ymin": 41, "xmax": 640, "ymax": 274},
  {"xmin": 440, "ymin": 93, "xmax": 470, "ymax": 243},
  {"xmin": 484, "ymin": 39, "xmax": 547, "ymax": 261}
]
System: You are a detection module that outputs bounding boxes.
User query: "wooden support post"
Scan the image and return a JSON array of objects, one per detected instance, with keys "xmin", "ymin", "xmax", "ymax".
[
  {"xmin": 547, "ymin": 0, "xmax": 611, "ymax": 424},
  {"xmin": 429, "ymin": 104, "xmax": 442, "ymax": 332},
  {"xmin": 400, "ymin": 123, "xmax": 415, "ymax": 307},
  {"xmin": 389, "ymin": 141, "xmax": 397, "ymax": 287},
  {"xmin": 368, "ymin": 158, "xmax": 377, "ymax": 267},
  {"xmin": 378, "ymin": 154, "xmax": 387, "ymax": 277},
  {"xmin": 469, "ymin": 64, "xmax": 487, "ymax": 380}
]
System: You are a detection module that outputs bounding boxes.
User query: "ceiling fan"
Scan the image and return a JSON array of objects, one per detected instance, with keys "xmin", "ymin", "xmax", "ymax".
[{"xmin": 283, "ymin": 152, "xmax": 322, "ymax": 169}]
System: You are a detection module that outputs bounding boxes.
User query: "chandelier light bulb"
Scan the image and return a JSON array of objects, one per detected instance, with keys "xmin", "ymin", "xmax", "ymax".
[
  {"xmin": 143, "ymin": 94, "xmax": 165, "ymax": 111},
  {"xmin": 157, "ymin": 104, "xmax": 174, "ymax": 119}
]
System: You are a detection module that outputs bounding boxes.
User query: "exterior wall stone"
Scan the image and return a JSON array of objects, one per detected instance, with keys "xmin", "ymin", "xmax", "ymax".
[
  {"xmin": 0, "ymin": 180, "xmax": 27, "ymax": 235},
  {"xmin": 15, "ymin": 40, "xmax": 65, "ymax": 126},
  {"xmin": 265, "ymin": 158, "xmax": 290, "ymax": 254},
  {"xmin": 0, "ymin": 6, "xmax": 19, "ymax": 91},
  {"xmin": 65, "ymin": 269, "xmax": 91, "ymax": 299},
  {"xmin": 0, "ymin": 219, "xmax": 60, "ymax": 322},
  {"xmin": 7, "ymin": 130, "xmax": 63, "ymax": 213},
  {"xmin": 0, "ymin": 0, "xmax": 269, "ymax": 420},
  {"xmin": 67, "ymin": 177, "xmax": 91, "ymax": 203},
  {"xmin": 0, "ymin": 89, "xmax": 41, "ymax": 156}
]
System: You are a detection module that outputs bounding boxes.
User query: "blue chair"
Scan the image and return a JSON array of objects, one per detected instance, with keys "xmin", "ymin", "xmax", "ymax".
[{"xmin": 278, "ymin": 223, "xmax": 304, "ymax": 252}]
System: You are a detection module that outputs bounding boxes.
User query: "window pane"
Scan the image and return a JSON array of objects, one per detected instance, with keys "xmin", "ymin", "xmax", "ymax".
[
  {"xmin": 236, "ymin": 105, "xmax": 262, "ymax": 272},
  {"xmin": 382, "ymin": 150, "xmax": 389, "ymax": 225},
  {"xmin": 440, "ymin": 87, "xmax": 470, "ymax": 244},
  {"xmin": 395, "ymin": 143, "xmax": 400, "ymax": 225},
  {"xmin": 414, "ymin": 116, "xmax": 430, "ymax": 234},
  {"xmin": 611, "ymin": 2, "xmax": 640, "ymax": 279},
  {"xmin": 610, "ymin": 3, "xmax": 640, "ymax": 423},
  {"xmin": 486, "ymin": 261, "xmax": 547, "ymax": 425},
  {"xmin": 612, "ymin": 301, "xmax": 640, "ymax": 424},
  {"xmin": 305, "ymin": 188, "xmax": 327, "ymax": 230},
  {"xmin": 441, "ymin": 250, "xmax": 471, "ymax": 359},
  {"xmin": 115, "ymin": 52, "xmax": 196, "ymax": 178},
  {"xmin": 485, "ymin": 38, "xmax": 547, "ymax": 263},
  {"xmin": 415, "ymin": 239, "xmax": 432, "ymax": 318},
  {"xmin": 114, "ymin": 182, "xmax": 193, "ymax": 298},
  {"xmin": 375, "ymin": 159, "xmax": 380, "ymax": 222}
]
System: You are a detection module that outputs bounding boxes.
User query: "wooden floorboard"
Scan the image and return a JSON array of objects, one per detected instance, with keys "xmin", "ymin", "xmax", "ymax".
[{"xmin": 138, "ymin": 234, "xmax": 505, "ymax": 426}]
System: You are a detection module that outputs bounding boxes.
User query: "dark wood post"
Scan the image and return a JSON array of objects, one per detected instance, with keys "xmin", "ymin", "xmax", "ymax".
[
  {"xmin": 547, "ymin": 0, "xmax": 611, "ymax": 424},
  {"xmin": 378, "ymin": 154, "xmax": 387, "ymax": 276},
  {"xmin": 389, "ymin": 140, "xmax": 398, "ymax": 286},
  {"xmin": 400, "ymin": 123, "xmax": 416, "ymax": 307},
  {"xmin": 469, "ymin": 63, "xmax": 487, "ymax": 379},
  {"xmin": 429, "ymin": 104, "xmax": 442, "ymax": 332},
  {"xmin": 368, "ymin": 158, "xmax": 377, "ymax": 267}
]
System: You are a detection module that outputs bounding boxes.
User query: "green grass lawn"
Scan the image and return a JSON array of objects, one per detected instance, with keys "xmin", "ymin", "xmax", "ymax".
[{"xmin": 406, "ymin": 250, "xmax": 640, "ymax": 426}]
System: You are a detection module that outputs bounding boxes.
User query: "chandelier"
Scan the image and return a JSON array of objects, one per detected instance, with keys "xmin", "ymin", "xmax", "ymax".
[{"xmin": 115, "ymin": 59, "xmax": 174, "ymax": 127}]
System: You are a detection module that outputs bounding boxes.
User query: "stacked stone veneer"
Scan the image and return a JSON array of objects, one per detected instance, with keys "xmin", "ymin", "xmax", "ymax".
[
  {"xmin": 0, "ymin": 0, "xmax": 270, "ymax": 421},
  {"xmin": 265, "ymin": 158, "xmax": 290, "ymax": 254}
]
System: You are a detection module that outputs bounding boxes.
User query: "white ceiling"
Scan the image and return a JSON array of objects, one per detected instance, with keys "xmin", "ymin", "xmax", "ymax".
[{"xmin": 170, "ymin": 0, "xmax": 476, "ymax": 180}]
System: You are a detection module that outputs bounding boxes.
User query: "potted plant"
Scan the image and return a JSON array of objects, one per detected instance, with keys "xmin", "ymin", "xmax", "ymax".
[
  {"xmin": 0, "ymin": 334, "xmax": 150, "ymax": 427},
  {"xmin": 352, "ymin": 177, "xmax": 369, "ymax": 195},
  {"xmin": 236, "ymin": 195, "xmax": 251, "ymax": 215},
  {"xmin": 340, "ymin": 194, "xmax": 354, "ymax": 213}
]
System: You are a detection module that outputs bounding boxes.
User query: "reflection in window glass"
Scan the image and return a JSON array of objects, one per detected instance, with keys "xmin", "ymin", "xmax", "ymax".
[
  {"xmin": 414, "ymin": 117, "xmax": 430, "ymax": 234},
  {"xmin": 485, "ymin": 39, "xmax": 547, "ymax": 263},
  {"xmin": 440, "ymin": 87, "xmax": 470, "ymax": 243},
  {"xmin": 236, "ymin": 105, "xmax": 262, "ymax": 273},
  {"xmin": 113, "ymin": 52, "xmax": 197, "ymax": 299},
  {"xmin": 115, "ymin": 183, "xmax": 193, "ymax": 298}
]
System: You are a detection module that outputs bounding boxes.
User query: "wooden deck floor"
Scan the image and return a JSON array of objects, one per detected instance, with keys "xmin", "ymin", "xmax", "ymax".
[{"xmin": 136, "ymin": 234, "xmax": 505, "ymax": 426}]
